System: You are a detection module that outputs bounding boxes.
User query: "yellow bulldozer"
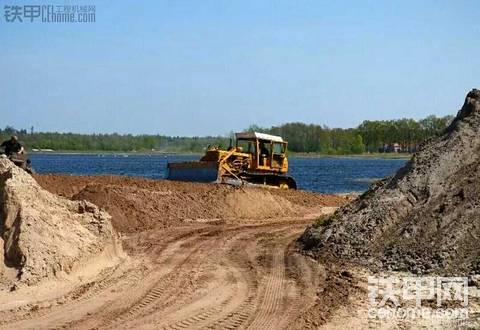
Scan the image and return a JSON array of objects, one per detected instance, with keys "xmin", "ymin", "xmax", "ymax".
[{"xmin": 167, "ymin": 132, "xmax": 297, "ymax": 189}]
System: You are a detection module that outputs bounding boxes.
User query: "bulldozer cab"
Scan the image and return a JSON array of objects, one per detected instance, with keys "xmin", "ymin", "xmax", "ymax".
[{"xmin": 235, "ymin": 132, "xmax": 288, "ymax": 172}]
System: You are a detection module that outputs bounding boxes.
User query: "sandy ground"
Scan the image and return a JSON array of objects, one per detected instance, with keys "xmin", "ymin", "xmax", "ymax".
[
  {"xmin": 5, "ymin": 88, "xmax": 480, "ymax": 330},
  {"xmin": 0, "ymin": 175, "xmax": 356, "ymax": 329},
  {"xmin": 3, "ymin": 175, "xmax": 476, "ymax": 329}
]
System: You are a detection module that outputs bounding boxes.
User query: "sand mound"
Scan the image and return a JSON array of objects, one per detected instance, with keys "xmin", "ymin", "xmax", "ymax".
[
  {"xmin": 0, "ymin": 157, "xmax": 123, "ymax": 286},
  {"xmin": 34, "ymin": 175, "xmax": 345, "ymax": 233},
  {"xmin": 301, "ymin": 89, "xmax": 480, "ymax": 275}
]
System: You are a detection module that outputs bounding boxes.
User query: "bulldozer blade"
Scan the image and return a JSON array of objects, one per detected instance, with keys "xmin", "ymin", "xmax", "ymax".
[{"xmin": 167, "ymin": 161, "xmax": 220, "ymax": 183}]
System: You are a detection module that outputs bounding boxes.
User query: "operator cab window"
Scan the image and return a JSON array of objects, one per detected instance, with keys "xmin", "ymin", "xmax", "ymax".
[
  {"xmin": 271, "ymin": 142, "xmax": 286, "ymax": 169},
  {"xmin": 236, "ymin": 139, "xmax": 254, "ymax": 154},
  {"xmin": 273, "ymin": 142, "xmax": 285, "ymax": 155},
  {"xmin": 259, "ymin": 140, "xmax": 271, "ymax": 156}
]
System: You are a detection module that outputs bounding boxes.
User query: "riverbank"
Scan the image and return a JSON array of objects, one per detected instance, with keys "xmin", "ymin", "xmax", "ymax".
[{"xmin": 28, "ymin": 149, "xmax": 411, "ymax": 159}]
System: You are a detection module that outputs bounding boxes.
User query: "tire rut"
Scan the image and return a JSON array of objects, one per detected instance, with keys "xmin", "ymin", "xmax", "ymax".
[{"xmin": 3, "ymin": 221, "xmax": 326, "ymax": 330}]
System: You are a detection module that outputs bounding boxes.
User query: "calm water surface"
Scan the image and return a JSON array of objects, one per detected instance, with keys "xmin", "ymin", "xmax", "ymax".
[{"xmin": 29, "ymin": 153, "xmax": 407, "ymax": 193}]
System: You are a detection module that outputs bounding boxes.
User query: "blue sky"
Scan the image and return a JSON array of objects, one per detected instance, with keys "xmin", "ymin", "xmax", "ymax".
[{"xmin": 0, "ymin": 0, "xmax": 479, "ymax": 136}]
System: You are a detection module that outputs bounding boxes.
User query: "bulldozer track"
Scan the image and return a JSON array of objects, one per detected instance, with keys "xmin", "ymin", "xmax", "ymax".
[
  {"xmin": 248, "ymin": 232, "xmax": 303, "ymax": 330},
  {"xmin": 107, "ymin": 237, "xmax": 213, "ymax": 326},
  {"xmin": 1, "ymin": 220, "xmax": 324, "ymax": 330},
  {"xmin": 161, "ymin": 298, "xmax": 231, "ymax": 330},
  {"xmin": 200, "ymin": 239, "xmax": 260, "ymax": 329},
  {"xmin": 249, "ymin": 246, "xmax": 286, "ymax": 329}
]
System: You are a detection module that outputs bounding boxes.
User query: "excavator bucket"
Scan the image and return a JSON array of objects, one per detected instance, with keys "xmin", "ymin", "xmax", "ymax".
[{"xmin": 167, "ymin": 161, "xmax": 221, "ymax": 183}]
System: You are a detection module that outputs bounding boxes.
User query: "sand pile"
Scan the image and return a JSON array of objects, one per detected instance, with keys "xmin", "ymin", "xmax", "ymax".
[
  {"xmin": 0, "ymin": 157, "xmax": 122, "ymax": 286},
  {"xmin": 34, "ymin": 175, "xmax": 346, "ymax": 233},
  {"xmin": 301, "ymin": 89, "xmax": 480, "ymax": 275}
]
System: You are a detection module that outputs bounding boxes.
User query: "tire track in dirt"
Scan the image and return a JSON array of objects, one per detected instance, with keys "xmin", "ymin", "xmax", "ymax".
[
  {"xmin": 3, "ymin": 220, "xmax": 326, "ymax": 330},
  {"xmin": 201, "ymin": 257, "xmax": 258, "ymax": 329},
  {"xmin": 0, "ymin": 227, "xmax": 212, "ymax": 327},
  {"xmin": 199, "ymin": 227, "xmax": 303, "ymax": 330},
  {"xmin": 202, "ymin": 231, "xmax": 286, "ymax": 329},
  {"xmin": 280, "ymin": 239, "xmax": 319, "ymax": 328},
  {"xmin": 248, "ymin": 232, "xmax": 302, "ymax": 330},
  {"xmin": 105, "ymin": 226, "xmax": 254, "ymax": 329},
  {"xmin": 159, "ymin": 227, "xmax": 267, "ymax": 330},
  {"xmin": 251, "ymin": 250, "xmax": 285, "ymax": 329},
  {"xmin": 106, "ymin": 235, "xmax": 216, "ymax": 327},
  {"xmin": 160, "ymin": 298, "xmax": 232, "ymax": 330},
  {"xmin": 10, "ymin": 229, "xmax": 212, "ymax": 330},
  {"xmin": 56, "ymin": 226, "xmax": 244, "ymax": 329}
]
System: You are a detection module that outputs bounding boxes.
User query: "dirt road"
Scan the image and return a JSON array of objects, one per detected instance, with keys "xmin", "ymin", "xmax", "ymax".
[
  {"xmin": 0, "ymin": 175, "xmax": 351, "ymax": 329},
  {"xmin": 1, "ymin": 217, "xmax": 336, "ymax": 329},
  {"xmin": 8, "ymin": 174, "xmax": 473, "ymax": 329}
]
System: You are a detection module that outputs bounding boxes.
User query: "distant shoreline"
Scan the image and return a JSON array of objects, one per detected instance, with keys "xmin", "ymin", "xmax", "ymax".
[
  {"xmin": 290, "ymin": 152, "xmax": 412, "ymax": 159},
  {"xmin": 28, "ymin": 150, "xmax": 412, "ymax": 160},
  {"xmin": 28, "ymin": 150, "xmax": 203, "ymax": 155}
]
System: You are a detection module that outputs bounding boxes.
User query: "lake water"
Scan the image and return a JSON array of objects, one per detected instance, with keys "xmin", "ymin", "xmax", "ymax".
[{"xmin": 29, "ymin": 153, "xmax": 407, "ymax": 193}]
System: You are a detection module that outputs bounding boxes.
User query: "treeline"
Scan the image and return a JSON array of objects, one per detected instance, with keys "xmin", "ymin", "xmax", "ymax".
[
  {"xmin": 252, "ymin": 115, "xmax": 454, "ymax": 154},
  {"xmin": 357, "ymin": 115, "xmax": 454, "ymax": 152},
  {"xmin": 0, "ymin": 127, "xmax": 229, "ymax": 153},
  {"xmin": 1, "ymin": 114, "xmax": 453, "ymax": 154}
]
